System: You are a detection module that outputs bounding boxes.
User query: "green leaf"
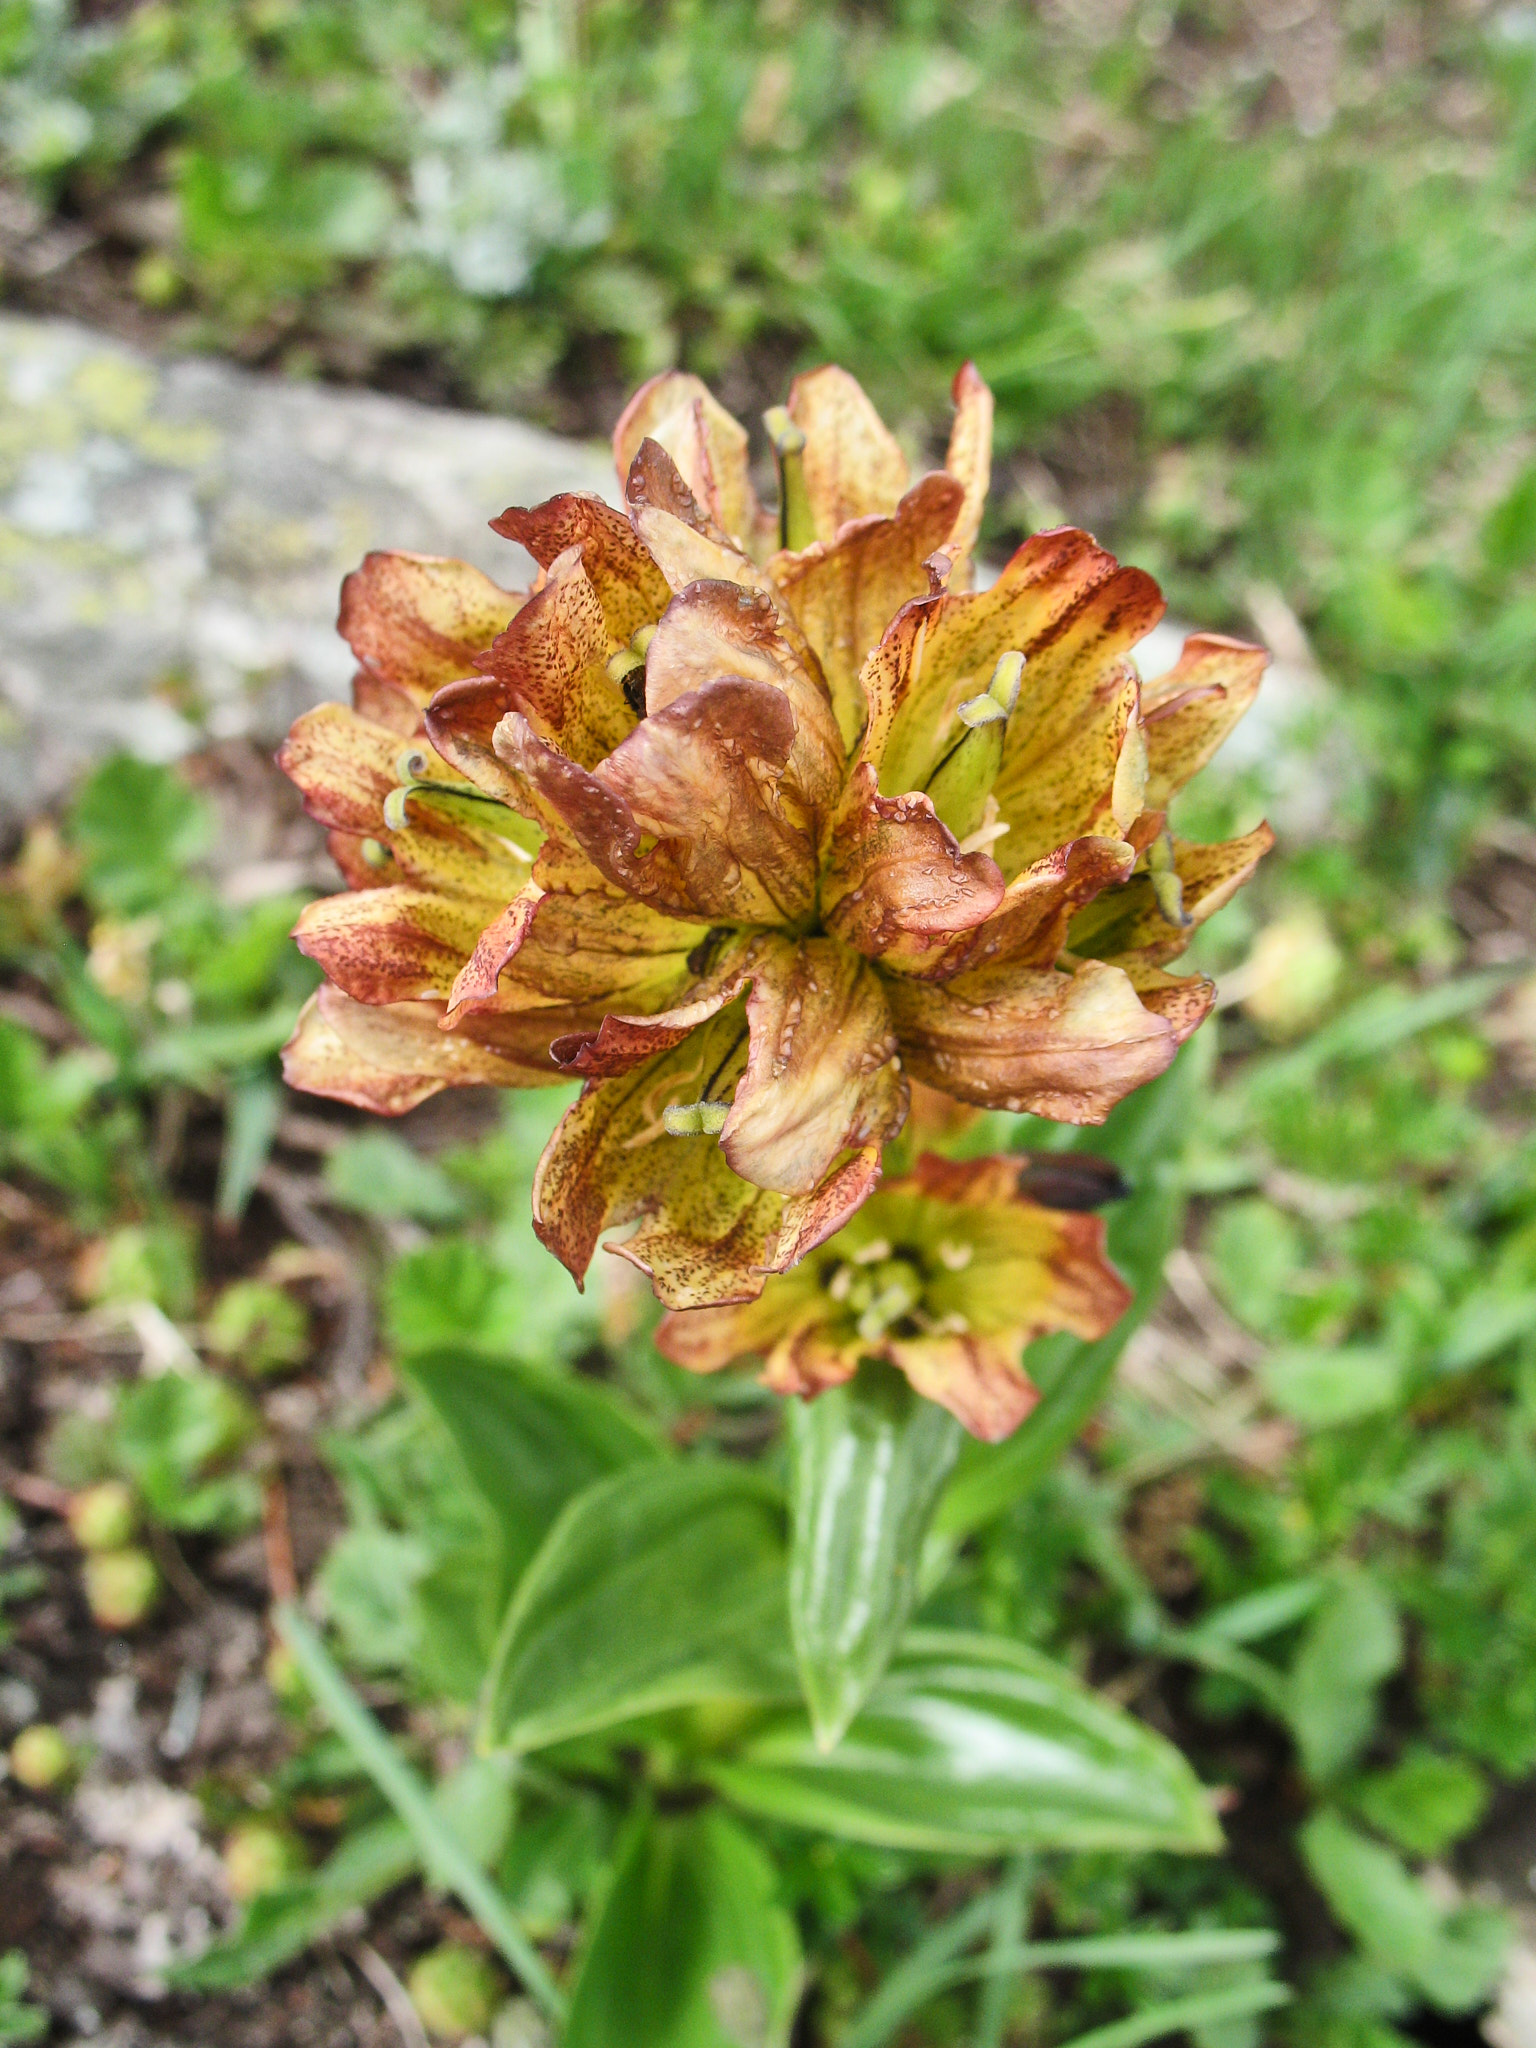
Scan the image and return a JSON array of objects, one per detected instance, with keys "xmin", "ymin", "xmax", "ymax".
[
  {"xmin": 216, "ymin": 1076, "xmax": 281, "ymax": 1225},
  {"xmin": 1300, "ymin": 1810, "xmax": 1507, "ymax": 2013},
  {"xmin": 1287, "ymin": 1569, "xmax": 1401, "ymax": 1782},
  {"xmin": 1051, "ymin": 1983, "xmax": 1291, "ymax": 2048},
  {"xmin": 403, "ymin": 1346, "xmax": 662, "ymax": 1593},
  {"xmin": 170, "ymin": 1815, "xmax": 418, "ymax": 1990},
  {"xmin": 566, "ymin": 1807, "xmax": 802, "ymax": 2048},
  {"xmin": 1261, "ymin": 1345, "xmax": 1403, "ymax": 1428},
  {"xmin": 324, "ymin": 1130, "xmax": 466, "ymax": 1223},
  {"xmin": 113, "ymin": 1369, "xmax": 260, "ymax": 1533},
  {"xmin": 1350, "ymin": 1747, "xmax": 1489, "ymax": 1860},
  {"xmin": 483, "ymin": 1463, "xmax": 797, "ymax": 1753},
  {"xmin": 788, "ymin": 1366, "xmax": 960, "ymax": 1751},
  {"xmin": 67, "ymin": 755, "xmax": 211, "ymax": 915},
  {"xmin": 708, "ymin": 1630, "xmax": 1221, "ymax": 1855}
]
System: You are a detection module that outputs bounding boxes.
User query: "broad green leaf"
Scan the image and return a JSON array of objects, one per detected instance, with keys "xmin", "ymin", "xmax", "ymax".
[
  {"xmin": 484, "ymin": 1463, "xmax": 797, "ymax": 1753},
  {"xmin": 708, "ymin": 1630, "xmax": 1220, "ymax": 1855},
  {"xmin": 404, "ymin": 1346, "xmax": 662, "ymax": 1590},
  {"xmin": 566, "ymin": 1807, "xmax": 802, "ymax": 2048},
  {"xmin": 1287, "ymin": 1568, "xmax": 1401, "ymax": 1781},
  {"xmin": 789, "ymin": 1368, "xmax": 960, "ymax": 1750},
  {"xmin": 1350, "ymin": 1747, "xmax": 1488, "ymax": 1860},
  {"xmin": 1261, "ymin": 1344, "xmax": 1403, "ymax": 1427},
  {"xmin": 1300, "ymin": 1810, "xmax": 1507, "ymax": 2012},
  {"xmin": 324, "ymin": 1130, "xmax": 466, "ymax": 1223}
]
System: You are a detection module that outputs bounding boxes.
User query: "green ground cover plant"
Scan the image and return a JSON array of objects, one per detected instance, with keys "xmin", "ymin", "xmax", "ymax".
[{"xmin": 1, "ymin": 2, "xmax": 1535, "ymax": 2043}]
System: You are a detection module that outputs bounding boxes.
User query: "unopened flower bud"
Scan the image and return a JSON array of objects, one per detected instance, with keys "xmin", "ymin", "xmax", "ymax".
[
  {"xmin": 764, "ymin": 406, "xmax": 816, "ymax": 551},
  {"xmin": 925, "ymin": 652, "xmax": 1024, "ymax": 842},
  {"xmin": 408, "ymin": 1943, "xmax": 502, "ymax": 2040},
  {"xmin": 67, "ymin": 1479, "xmax": 137, "ymax": 1553},
  {"xmin": 1148, "ymin": 829, "xmax": 1191, "ymax": 928},
  {"xmin": 84, "ymin": 1547, "xmax": 160, "ymax": 1630},
  {"xmin": 224, "ymin": 1818, "xmax": 307, "ymax": 1901},
  {"xmin": 9, "ymin": 1723, "xmax": 72, "ymax": 1791}
]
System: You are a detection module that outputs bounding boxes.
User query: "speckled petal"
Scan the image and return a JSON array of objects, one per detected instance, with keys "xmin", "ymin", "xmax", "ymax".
[
  {"xmin": 490, "ymin": 491, "xmax": 672, "ymax": 644},
  {"xmin": 785, "ymin": 364, "xmax": 910, "ymax": 539},
  {"xmin": 478, "ymin": 543, "xmax": 635, "ymax": 768},
  {"xmin": 612, "ymin": 373, "xmax": 774, "ymax": 558},
  {"xmin": 1069, "ymin": 822, "xmax": 1276, "ymax": 971},
  {"xmin": 338, "ymin": 552, "xmax": 522, "ymax": 708},
  {"xmin": 720, "ymin": 937, "xmax": 907, "ymax": 1196},
  {"xmin": 885, "ymin": 957, "xmax": 1177, "ymax": 1123},
  {"xmin": 282, "ymin": 984, "xmax": 558, "ymax": 1115},
  {"xmin": 768, "ymin": 472, "xmax": 964, "ymax": 748},
  {"xmin": 942, "ymin": 361, "xmax": 993, "ymax": 589},
  {"xmin": 1141, "ymin": 632, "xmax": 1268, "ymax": 808}
]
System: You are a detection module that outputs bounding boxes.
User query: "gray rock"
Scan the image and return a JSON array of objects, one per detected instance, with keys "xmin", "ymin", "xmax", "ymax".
[{"xmin": 0, "ymin": 315, "xmax": 612, "ymax": 817}]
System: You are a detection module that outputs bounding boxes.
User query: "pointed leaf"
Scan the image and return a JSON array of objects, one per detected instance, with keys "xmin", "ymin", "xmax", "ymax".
[
  {"xmin": 789, "ymin": 1369, "xmax": 961, "ymax": 1749},
  {"xmin": 403, "ymin": 1346, "xmax": 663, "ymax": 1590},
  {"xmin": 566, "ymin": 1807, "xmax": 803, "ymax": 2048},
  {"xmin": 708, "ymin": 1630, "xmax": 1220, "ymax": 1855},
  {"xmin": 484, "ymin": 1463, "xmax": 797, "ymax": 1752}
]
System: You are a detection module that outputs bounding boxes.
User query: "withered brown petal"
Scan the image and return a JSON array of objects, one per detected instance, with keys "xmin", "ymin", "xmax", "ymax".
[
  {"xmin": 644, "ymin": 579, "xmax": 844, "ymax": 828},
  {"xmin": 494, "ymin": 677, "xmax": 816, "ymax": 924},
  {"xmin": 479, "ymin": 543, "xmax": 635, "ymax": 768},
  {"xmin": 547, "ymin": 942, "xmax": 754, "ymax": 1079},
  {"xmin": 888, "ymin": 836, "xmax": 1136, "ymax": 982},
  {"xmin": 821, "ymin": 764, "xmax": 1005, "ymax": 961},
  {"xmin": 720, "ymin": 937, "xmax": 907, "ymax": 1197},
  {"xmin": 490, "ymin": 491, "xmax": 671, "ymax": 644},
  {"xmin": 282, "ymin": 984, "xmax": 559, "ymax": 1116},
  {"xmin": 885, "ymin": 957, "xmax": 1177, "ymax": 1124}
]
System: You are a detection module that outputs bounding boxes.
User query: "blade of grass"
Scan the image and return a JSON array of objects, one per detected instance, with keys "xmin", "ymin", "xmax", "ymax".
[
  {"xmin": 842, "ymin": 1889, "xmax": 1010, "ymax": 2048},
  {"xmin": 1054, "ymin": 1982, "xmax": 1292, "ymax": 2048},
  {"xmin": 846, "ymin": 1923, "xmax": 1279, "ymax": 2048},
  {"xmin": 975, "ymin": 1859, "xmax": 1033, "ymax": 2048},
  {"xmin": 273, "ymin": 1601, "xmax": 566, "ymax": 2026}
]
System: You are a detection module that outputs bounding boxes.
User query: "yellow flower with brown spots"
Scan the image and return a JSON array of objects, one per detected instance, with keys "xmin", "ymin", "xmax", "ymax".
[{"xmin": 279, "ymin": 364, "xmax": 1270, "ymax": 1314}]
